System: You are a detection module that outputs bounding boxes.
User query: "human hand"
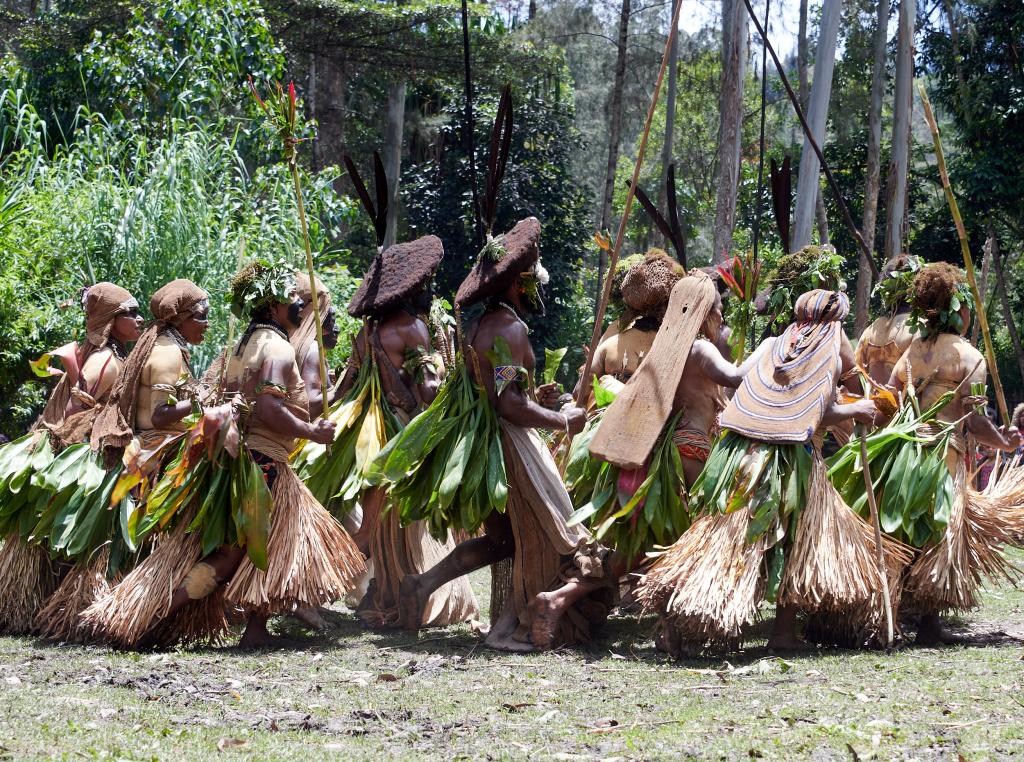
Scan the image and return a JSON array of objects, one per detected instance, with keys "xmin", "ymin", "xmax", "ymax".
[
  {"xmin": 308, "ymin": 418, "xmax": 337, "ymax": 444},
  {"xmin": 849, "ymin": 398, "xmax": 877, "ymax": 425},
  {"xmin": 999, "ymin": 425, "xmax": 1022, "ymax": 451},
  {"xmin": 561, "ymin": 405, "xmax": 587, "ymax": 436},
  {"xmin": 537, "ymin": 382, "xmax": 561, "ymax": 410}
]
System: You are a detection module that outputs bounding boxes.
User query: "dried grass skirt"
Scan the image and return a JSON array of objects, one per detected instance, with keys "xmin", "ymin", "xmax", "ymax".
[{"xmin": 225, "ymin": 461, "xmax": 366, "ymax": 614}]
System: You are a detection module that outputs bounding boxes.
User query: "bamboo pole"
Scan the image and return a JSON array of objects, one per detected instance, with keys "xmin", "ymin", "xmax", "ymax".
[
  {"xmin": 857, "ymin": 422, "xmax": 894, "ymax": 647},
  {"xmin": 575, "ymin": 0, "xmax": 685, "ymax": 409},
  {"xmin": 289, "ymin": 158, "xmax": 331, "ymax": 425},
  {"xmin": 918, "ymin": 84, "xmax": 1010, "ymax": 426},
  {"xmin": 218, "ymin": 236, "xmax": 246, "ymax": 395}
]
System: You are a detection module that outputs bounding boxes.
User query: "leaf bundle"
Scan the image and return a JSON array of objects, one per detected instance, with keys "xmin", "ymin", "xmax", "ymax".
[
  {"xmin": 133, "ymin": 408, "xmax": 273, "ymax": 570},
  {"xmin": 292, "ymin": 352, "xmax": 401, "ymax": 515},
  {"xmin": 827, "ymin": 391, "xmax": 957, "ymax": 548},
  {"xmin": 568, "ymin": 411, "xmax": 691, "ymax": 563},
  {"xmin": 366, "ymin": 353, "xmax": 507, "ymax": 540}
]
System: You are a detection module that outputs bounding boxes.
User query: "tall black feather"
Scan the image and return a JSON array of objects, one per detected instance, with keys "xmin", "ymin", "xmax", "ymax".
[
  {"xmin": 769, "ymin": 157, "xmax": 792, "ymax": 254},
  {"xmin": 627, "ymin": 180, "xmax": 674, "ymax": 247},
  {"xmin": 481, "ymin": 85, "xmax": 513, "ymax": 235},
  {"xmin": 372, "ymin": 151, "xmax": 389, "ymax": 244},
  {"xmin": 665, "ymin": 164, "xmax": 686, "ymax": 268},
  {"xmin": 344, "ymin": 154, "xmax": 383, "ymax": 248}
]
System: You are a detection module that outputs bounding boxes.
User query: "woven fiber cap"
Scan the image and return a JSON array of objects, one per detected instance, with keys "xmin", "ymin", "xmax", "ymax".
[
  {"xmin": 348, "ymin": 235, "xmax": 444, "ymax": 318},
  {"xmin": 455, "ymin": 217, "xmax": 542, "ymax": 307},
  {"xmin": 620, "ymin": 250, "xmax": 684, "ymax": 316}
]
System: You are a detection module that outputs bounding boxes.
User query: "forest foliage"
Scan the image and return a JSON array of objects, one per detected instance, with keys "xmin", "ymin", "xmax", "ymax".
[{"xmin": 0, "ymin": 0, "xmax": 1022, "ymax": 435}]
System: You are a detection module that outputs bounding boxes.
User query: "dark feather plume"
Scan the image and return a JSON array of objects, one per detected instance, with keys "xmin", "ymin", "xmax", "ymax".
[
  {"xmin": 665, "ymin": 164, "xmax": 686, "ymax": 268},
  {"xmin": 769, "ymin": 157, "xmax": 792, "ymax": 255},
  {"xmin": 628, "ymin": 168, "xmax": 687, "ymax": 268},
  {"xmin": 344, "ymin": 153, "xmax": 388, "ymax": 247},
  {"xmin": 481, "ymin": 85, "xmax": 513, "ymax": 235}
]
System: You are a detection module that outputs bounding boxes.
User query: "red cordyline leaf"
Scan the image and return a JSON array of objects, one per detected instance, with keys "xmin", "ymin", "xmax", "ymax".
[
  {"xmin": 248, "ymin": 75, "xmax": 267, "ymax": 112},
  {"xmin": 288, "ymin": 81, "xmax": 296, "ymax": 108},
  {"xmin": 717, "ymin": 264, "xmax": 743, "ymax": 298}
]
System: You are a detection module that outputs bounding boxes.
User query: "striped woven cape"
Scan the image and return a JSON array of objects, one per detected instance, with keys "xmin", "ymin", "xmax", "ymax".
[{"xmin": 721, "ymin": 289, "xmax": 849, "ymax": 443}]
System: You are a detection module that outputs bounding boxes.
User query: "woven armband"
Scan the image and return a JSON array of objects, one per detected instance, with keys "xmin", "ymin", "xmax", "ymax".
[{"xmin": 254, "ymin": 381, "xmax": 288, "ymax": 399}]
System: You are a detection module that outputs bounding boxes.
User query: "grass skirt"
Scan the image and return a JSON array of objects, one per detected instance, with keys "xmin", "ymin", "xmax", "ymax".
[
  {"xmin": 637, "ymin": 433, "xmax": 911, "ymax": 651},
  {"xmin": 0, "ymin": 533, "xmax": 55, "ymax": 634},
  {"xmin": 80, "ymin": 503, "xmax": 231, "ymax": 649},
  {"xmin": 34, "ymin": 547, "xmax": 117, "ymax": 642},
  {"xmin": 357, "ymin": 487, "xmax": 479, "ymax": 629},
  {"xmin": 225, "ymin": 462, "xmax": 366, "ymax": 614},
  {"xmin": 904, "ymin": 459, "xmax": 1022, "ymax": 614}
]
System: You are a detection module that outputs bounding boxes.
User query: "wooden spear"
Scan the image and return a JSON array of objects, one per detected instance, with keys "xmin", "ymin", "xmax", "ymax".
[
  {"xmin": 857, "ymin": 421, "xmax": 894, "ymax": 647},
  {"xmin": 250, "ymin": 78, "xmax": 332, "ymax": 429},
  {"xmin": 918, "ymin": 84, "xmax": 1010, "ymax": 426},
  {"xmin": 575, "ymin": 0, "xmax": 685, "ymax": 409}
]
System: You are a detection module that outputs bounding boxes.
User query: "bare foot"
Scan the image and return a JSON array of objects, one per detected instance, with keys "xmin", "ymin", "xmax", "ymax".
[
  {"xmin": 484, "ymin": 630, "xmax": 535, "ymax": 652},
  {"xmin": 916, "ymin": 615, "xmax": 967, "ymax": 646},
  {"xmin": 237, "ymin": 615, "xmax": 287, "ymax": 650},
  {"xmin": 398, "ymin": 574, "xmax": 429, "ymax": 632},
  {"xmin": 766, "ymin": 632, "xmax": 811, "ymax": 652},
  {"xmin": 290, "ymin": 604, "xmax": 329, "ymax": 631},
  {"xmin": 528, "ymin": 592, "xmax": 562, "ymax": 651}
]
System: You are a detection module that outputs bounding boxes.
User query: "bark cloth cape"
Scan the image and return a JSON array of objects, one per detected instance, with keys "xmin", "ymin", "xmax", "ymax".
[
  {"xmin": 457, "ymin": 217, "xmax": 610, "ymax": 648},
  {"xmin": 566, "ymin": 272, "xmax": 719, "ymax": 562},
  {"xmin": 0, "ymin": 283, "xmax": 138, "ymax": 635},
  {"xmin": 90, "ymin": 279, "xmax": 209, "ymax": 462},
  {"xmin": 82, "ymin": 271, "xmax": 364, "ymax": 648},
  {"xmin": 337, "ymin": 234, "xmax": 477, "ymax": 629},
  {"xmin": 637, "ymin": 289, "xmax": 911, "ymax": 652}
]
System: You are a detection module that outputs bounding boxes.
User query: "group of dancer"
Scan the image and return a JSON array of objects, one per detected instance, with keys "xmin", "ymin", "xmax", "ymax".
[{"xmin": 0, "ymin": 207, "xmax": 1022, "ymax": 656}]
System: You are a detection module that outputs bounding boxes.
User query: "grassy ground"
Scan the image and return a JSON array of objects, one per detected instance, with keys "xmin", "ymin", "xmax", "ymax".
[{"xmin": 2, "ymin": 569, "xmax": 1023, "ymax": 761}]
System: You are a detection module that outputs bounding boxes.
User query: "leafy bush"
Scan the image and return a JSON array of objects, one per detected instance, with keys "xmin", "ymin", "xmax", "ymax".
[{"xmin": 0, "ymin": 95, "xmax": 358, "ymax": 436}]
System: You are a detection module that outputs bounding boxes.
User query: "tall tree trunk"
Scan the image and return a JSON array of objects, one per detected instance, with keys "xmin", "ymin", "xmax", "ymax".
[
  {"xmin": 712, "ymin": 0, "xmax": 748, "ymax": 263},
  {"xmin": 529, "ymin": 0, "xmax": 537, "ymax": 20},
  {"xmin": 382, "ymin": 78, "xmax": 407, "ymax": 248},
  {"xmin": 310, "ymin": 56, "xmax": 346, "ymax": 188},
  {"xmin": 596, "ymin": 0, "xmax": 632, "ymax": 303},
  {"xmin": 855, "ymin": 0, "xmax": 891, "ymax": 335},
  {"xmin": 792, "ymin": 0, "xmax": 842, "ymax": 250},
  {"xmin": 991, "ymin": 241, "xmax": 1024, "ymax": 389},
  {"xmin": 884, "ymin": 0, "xmax": 915, "ymax": 262},
  {"xmin": 797, "ymin": 0, "xmax": 829, "ymax": 245},
  {"xmin": 656, "ymin": 0, "xmax": 681, "ymax": 250}
]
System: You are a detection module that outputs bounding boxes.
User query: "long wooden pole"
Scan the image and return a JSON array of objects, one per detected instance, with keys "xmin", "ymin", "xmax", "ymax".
[
  {"xmin": 918, "ymin": 84, "xmax": 1010, "ymax": 426},
  {"xmin": 575, "ymin": 0, "xmax": 685, "ymax": 408},
  {"xmin": 288, "ymin": 151, "xmax": 331, "ymax": 428},
  {"xmin": 857, "ymin": 423, "xmax": 894, "ymax": 647}
]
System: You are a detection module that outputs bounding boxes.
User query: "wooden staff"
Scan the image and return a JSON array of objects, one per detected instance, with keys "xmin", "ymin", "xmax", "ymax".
[
  {"xmin": 918, "ymin": 84, "xmax": 1010, "ymax": 426},
  {"xmin": 857, "ymin": 422, "xmax": 894, "ymax": 647},
  {"xmin": 575, "ymin": 0, "xmax": 685, "ymax": 409},
  {"xmin": 218, "ymin": 236, "xmax": 246, "ymax": 395}
]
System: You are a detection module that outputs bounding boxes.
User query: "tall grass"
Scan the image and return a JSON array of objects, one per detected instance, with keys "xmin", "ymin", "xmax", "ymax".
[{"xmin": 0, "ymin": 95, "xmax": 358, "ymax": 435}]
